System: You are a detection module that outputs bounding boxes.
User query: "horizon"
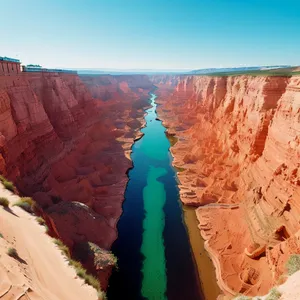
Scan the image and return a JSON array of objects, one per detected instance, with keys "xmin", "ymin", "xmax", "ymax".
[
  {"xmin": 1, "ymin": 0, "xmax": 300, "ymax": 69},
  {"xmin": 72, "ymin": 64, "xmax": 296, "ymax": 71}
]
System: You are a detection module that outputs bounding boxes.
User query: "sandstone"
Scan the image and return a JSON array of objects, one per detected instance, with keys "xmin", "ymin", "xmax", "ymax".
[
  {"xmin": 153, "ymin": 75, "xmax": 300, "ymax": 297},
  {"xmin": 0, "ymin": 71, "xmax": 153, "ymax": 289}
]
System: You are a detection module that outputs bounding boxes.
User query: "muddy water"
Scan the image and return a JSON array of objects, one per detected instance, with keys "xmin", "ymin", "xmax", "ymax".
[{"xmin": 183, "ymin": 206, "xmax": 221, "ymax": 299}]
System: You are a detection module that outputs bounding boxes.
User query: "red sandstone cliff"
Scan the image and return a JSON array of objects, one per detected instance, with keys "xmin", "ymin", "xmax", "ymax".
[
  {"xmin": 0, "ymin": 71, "xmax": 152, "ymax": 289},
  {"xmin": 154, "ymin": 75, "xmax": 300, "ymax": 297}
]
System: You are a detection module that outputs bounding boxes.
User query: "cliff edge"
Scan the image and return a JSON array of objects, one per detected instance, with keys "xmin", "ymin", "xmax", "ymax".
[
  {"xmin": 0, "ymin": 182, "xmax": 100, "ymax": 300},
  {"xmin": 0, "ymin": 71, "xmax": 153, "ymax": 290},
  {"xmin": 154, "ymin": 75, "xmax": 300, "ymax": 297}
]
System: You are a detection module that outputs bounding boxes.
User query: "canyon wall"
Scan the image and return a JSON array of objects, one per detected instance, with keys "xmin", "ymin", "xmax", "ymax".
[
  {"xmin": 154, "ymin": 75, "xmax": 300, "ymax": 297},
  {"xmin": 0, "ymin": 71, "xmax": 153, "ymax": 288},
  {"xmin": 2, "ymin": 70, "xmax": 298, "ymax": 296}
]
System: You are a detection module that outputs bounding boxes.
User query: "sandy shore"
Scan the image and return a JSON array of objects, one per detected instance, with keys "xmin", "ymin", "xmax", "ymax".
[
  {"xmin": 164, "ymin": 130, "xmax": 221, "ymax": 299},
  {"xmin": 182, "ymin": 206, "xmax": 220, "ymax": 299},
  {"xmin": 0, "ymin": 184, "xmax": 98, "ymax": 300}
]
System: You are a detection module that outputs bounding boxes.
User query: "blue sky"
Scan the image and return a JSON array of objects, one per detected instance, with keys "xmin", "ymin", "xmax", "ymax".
[{"xmin": 1, "ymin": 0, "xmax": 299, "ymax": 69}]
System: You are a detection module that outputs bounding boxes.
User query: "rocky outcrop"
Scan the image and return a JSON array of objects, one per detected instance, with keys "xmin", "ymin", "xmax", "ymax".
[
  {"xmin": 0, "ymin": 71, "xmax": 152, "ymax": 288},
  {"xmin": 154, "ymin": 75, "xmax": 300, "ymax": 297}
]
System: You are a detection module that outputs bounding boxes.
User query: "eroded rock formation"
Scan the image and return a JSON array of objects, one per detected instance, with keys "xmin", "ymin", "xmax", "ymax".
[
  {"xmin": 2, "ymin": 69, "xmax": 299, "ymax": 296},
  {"xmin": 0, "ymin": 71, "xmax": 153, "ymax": 288},
  {"xmin": 154, "ymin": 75, "xmax": 300, "ymax": 297}
]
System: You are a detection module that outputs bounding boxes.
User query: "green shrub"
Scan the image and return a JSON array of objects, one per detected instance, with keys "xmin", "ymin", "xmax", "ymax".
[
  {"xmin": 36, "ymin": 216, "xmax": 46, "ymax": 226},
  {"xmin": 84, "ymin": 274, "xmax": 101, "ymax": 293},
  {"xmin": 7, "ymin": 247, "xmax": 18, "ymax": 258},
  {"xmin": 266, "ymin": 288, "xmax": 282, "ymax": 300},
  {"xmin": 69, "ymin": 259, "xmax": 101, "ymax": 292},
  {"xmin": 14, "ymin": 201, "xmax": 32, "ymax": 212},
  {"xmin": 0, "ymin": 175, "xmax": 6, "ymax": 182},
  {"xmin": 0, "ymin": 233, "xmax": 3, "ymax": 238},
  {"xmin": 0, "ymin": 197, "xmax": 9, "ymax": 208},
  {"xmin": 286, "ymin": 254, "xmax": 300, "ymax": 275},
  {"xmin": 69, "ymin": 259, "xmax": 83, "ymax": 269},
  {"xmin": 53, "ymin": 239, "xmax": 104, "ymax": 297},
  {"xmin": 20, "ymin": 197, "xmax": 35, "ymax": 207},
  {"xmin": 53, "ymin": 238, "xmax": 70, "ymax": 257},
  {"xmin": 76, "ymin": 267, "xmax": 86, "ymax": 278},
  {"xmin": 76, "ymin": 268, "xmax": 100, "ymax": 291},
  {"xmin": 14, "ymin": 197, "xmax": 35, "ymax": 213},
  {"xmin": 1, "ymin": 178, "xmax": 15, "ymax": 192}
]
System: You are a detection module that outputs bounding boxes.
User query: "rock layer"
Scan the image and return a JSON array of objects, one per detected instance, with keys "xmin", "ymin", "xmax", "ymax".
[
  {"xmin": 154, "ymin": 75, "xmax": 300, "ymax": 297},
  {"xmin": 0, "ymin": 71, "xmax": 153, "ymax": 288}
]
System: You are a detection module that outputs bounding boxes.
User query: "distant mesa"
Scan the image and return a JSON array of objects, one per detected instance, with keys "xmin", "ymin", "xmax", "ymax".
[{"xmin": 190, "ymin": 65, "xmax": 299, "ymax": 76}]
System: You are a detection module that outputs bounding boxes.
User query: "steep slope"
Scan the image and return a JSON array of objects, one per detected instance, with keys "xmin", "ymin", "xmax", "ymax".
[
  {"xmin": 0, "ymin": 71, "xmax": 153, "ymax": 289},
  {"xmin": 154, "ymin": 75, "xmax": 300, "ymax": 297},
  {"xmin": 0, "ymin": 183, "xmax": 99, "ymax": 300}
]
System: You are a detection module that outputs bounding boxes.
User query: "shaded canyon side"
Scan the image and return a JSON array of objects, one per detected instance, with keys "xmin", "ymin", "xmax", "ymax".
[
  {"xmin": 0, "ymin": 71, "xmax": 153, "ymax": 290},
  {"xmin": 151, "ymin": 75, "xmax": 300, "ymax": 298}
]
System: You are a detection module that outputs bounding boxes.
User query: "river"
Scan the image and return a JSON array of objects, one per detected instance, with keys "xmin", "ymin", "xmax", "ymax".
[{"xmin": 107, "ymin": 93, "xmax": 202, "ymax": 300}]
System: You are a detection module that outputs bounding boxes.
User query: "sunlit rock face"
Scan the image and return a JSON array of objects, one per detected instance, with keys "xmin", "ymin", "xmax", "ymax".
[
  {"xmin": 2, "ymin": 69, "xmax": 299, "ymax": 295},
  {"xmin": 0, "ymin": 71, "xmax": 153, "ymax": 288},
  {"xmin": 153, "ymin": 75, "xmax": 300, "ymax": 297}
]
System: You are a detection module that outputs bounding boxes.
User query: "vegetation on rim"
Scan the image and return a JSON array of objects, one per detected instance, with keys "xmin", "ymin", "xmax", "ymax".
[
  {"xmin": 14, "ymin": 197, "xmax": 36, "ymax": 213},
  {"xmin": 0, "ymin": 197, "xmax": 9, "ymax": 208},
  {"xmin": 52, "ymin": 238, "xmax": 105, "ymax": 299},
  {"xmin": 36, "ymin": 216, "xmax": 46, "ymax": 226},
  {"xmin": 194, "ymin": 67, "xmax": 300, "ymax": 77},
  {"xmin": 0, "ymin": 175, "xmax": 15, "ymax": 192},
  {"xmin": 53, "ymin": 238, "xmax": 71, "ymax": 257}
]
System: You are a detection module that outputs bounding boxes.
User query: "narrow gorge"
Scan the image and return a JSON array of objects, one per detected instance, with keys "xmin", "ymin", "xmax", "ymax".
[
  {"xmin": 107, "ymin": 93, "xmax": 201, "ymax": 300},
  {"xmin": 0, "ymin": 69, "xmax": 299, "ymax": 299}
]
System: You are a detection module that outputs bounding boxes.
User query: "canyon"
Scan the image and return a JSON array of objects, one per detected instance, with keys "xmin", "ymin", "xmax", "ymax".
[
  {"xmin": 154, "ymin": 75, "xmax": 300, "ymax": 298},
  {"xmin": 0, "ymin": 70, "xmax": 153, "ymax": 290},
  {"xmin": 0, "ymin": 68, "xmax": 299, "ymax": 299}
]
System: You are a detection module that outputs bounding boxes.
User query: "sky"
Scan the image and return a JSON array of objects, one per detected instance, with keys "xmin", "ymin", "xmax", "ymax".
[{"xmin": 1, "ymin": 0, "xmax": 299, "ymax": 70}]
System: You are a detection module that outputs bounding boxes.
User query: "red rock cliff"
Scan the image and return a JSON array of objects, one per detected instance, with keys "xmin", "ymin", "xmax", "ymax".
[
  {"xmin": 0, "ymin": 71, "xmax": 153, "ymax": 288},
  {"xmin": 154, "ymin": 75, "xmax": 300, "ymax": 297}
]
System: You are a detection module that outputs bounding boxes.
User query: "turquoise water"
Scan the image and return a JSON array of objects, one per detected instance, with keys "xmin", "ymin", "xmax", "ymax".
[
  {"xmin": 107, "ymin": 93, "xmax": 201, "ymax": 300},
  {"xmin": 139, "ymin": 95, "xmax": 169, "ymax": 299},
  {"xmin": 141, "ymin": 166, "xmax": 167, "ymax": 299}
]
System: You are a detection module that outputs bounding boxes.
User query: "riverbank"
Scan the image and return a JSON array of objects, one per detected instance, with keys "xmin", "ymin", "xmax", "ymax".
[
  {"xmin": 183, "ymin": 206, "xmax": 221, "ymax": 299},
  {"xmin": 163, "ymin": 127, "xmax": 220, "ymax": 299},
  {"xmin": 155, "ymin": 96, "xmax": 220, "ymax": 299}
]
